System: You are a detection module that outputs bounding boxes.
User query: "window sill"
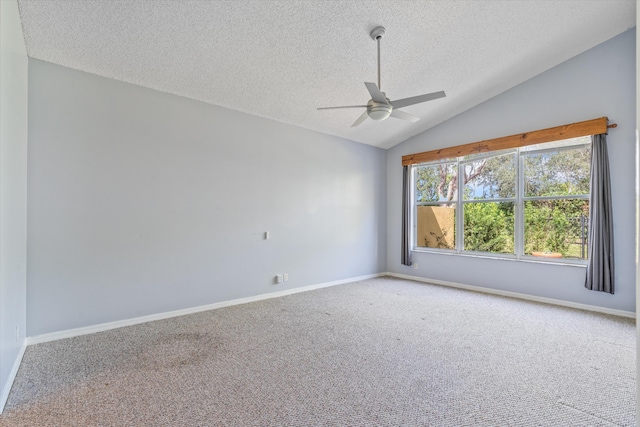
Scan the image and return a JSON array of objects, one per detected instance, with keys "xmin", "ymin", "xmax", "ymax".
[{"xmin": 411, "ymin": 248, "xmax": 588, "ymax": 268}]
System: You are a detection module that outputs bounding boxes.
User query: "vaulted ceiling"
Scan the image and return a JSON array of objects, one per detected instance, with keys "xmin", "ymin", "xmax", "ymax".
[{"xmin": 17, "ymin": 0, "xmax": 636, "ymax": 149}]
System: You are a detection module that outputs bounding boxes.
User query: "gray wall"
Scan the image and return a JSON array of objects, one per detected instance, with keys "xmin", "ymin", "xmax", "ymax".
[
  {"xmin": 21, "ymin": 25, "xmax": 638, "ymax": 337},
  {"xmin": 387, "ymin": 29, "xmax": 637, "ymax": 313},
  {"xmin": 0, "ymin": 0, "xmax": 28, "ymax": 410},
  {"xmin": 27, "ymin": 60, "xmax": 387, "ymax": 336}
]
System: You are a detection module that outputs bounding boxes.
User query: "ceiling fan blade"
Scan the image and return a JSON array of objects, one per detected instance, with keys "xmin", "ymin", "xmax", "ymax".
[
  {"xmin": 364, "ymin": 82, "xmax": 388, "ymax": 104},
  {"xmin": 351, "ymin": 110, "xmax": 369, "ymax": 127},
  {"xmin": 391, "ymin": 91, "xmax": 446, "ymax": 109},
  {"xmin": 317, "ymin": 105, "xmax": 368, "ymax": 110},
  {"xmin": 389, "ymin": 109, "xmax": 420, "ymax": 123}
]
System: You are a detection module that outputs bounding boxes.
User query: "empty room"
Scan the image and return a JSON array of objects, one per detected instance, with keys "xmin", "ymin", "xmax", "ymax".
[{"xmin": 1, "ymin": 0, "xmax": 638, "ymax": 425}]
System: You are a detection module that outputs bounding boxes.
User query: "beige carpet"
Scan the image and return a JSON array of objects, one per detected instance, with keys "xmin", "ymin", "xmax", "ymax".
[{"xmin": 0, "ymin": 276, "xmax": 636, "ymax": 426}]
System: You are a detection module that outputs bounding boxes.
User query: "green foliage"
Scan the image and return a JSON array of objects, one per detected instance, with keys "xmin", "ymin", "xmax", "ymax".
[
  {"xmin": 524, "ymin": 200, "xmax": 588, "ymax": 257},
  {"xmin": 523, "ymin": 147, "xmax": 590, "ymax": 197},
  {"xmin": 463, "ymin": 202, "xmax": 513, "ymax": 253},
  {"xmin": 468, "ymin": 153, "xmax": 516, "ymax": 199},
  {"xmin": 522, "ymin": 147, "xmax": 590, "ymax": 258},
  {"xmin": 415, "ymin": 166, "xmax": 440, "ymax": 202},
  {"xmin": 415, "ymin": 163, "xmax": 457, "ymax": 203}
]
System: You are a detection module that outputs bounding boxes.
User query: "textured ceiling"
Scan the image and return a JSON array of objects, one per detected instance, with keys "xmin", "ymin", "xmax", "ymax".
[{"xmin": 17, "ymin": 0, "xmax": 636, "ymax": 149}]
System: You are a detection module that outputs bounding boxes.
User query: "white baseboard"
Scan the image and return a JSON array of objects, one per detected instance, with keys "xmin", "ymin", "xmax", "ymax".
[
  {"xmin": 0, "ymin": 340, "xmax": 27, "ymax": 414},
  {"xmin": 387, "ymin": 272, "xmax": 636, "ymax": 319},
  {"xmin": 22, "ymin": 270, "xmax": 633, "ymax": 350},
  {"xmin": 26, "ymin": 273, "xmax": 386, "ymax": 345}
]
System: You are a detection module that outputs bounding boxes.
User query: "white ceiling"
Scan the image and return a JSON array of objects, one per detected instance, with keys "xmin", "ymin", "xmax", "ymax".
[{"xmin": 16, "ymin": 0, "xmax": 636, "ymax": 149}]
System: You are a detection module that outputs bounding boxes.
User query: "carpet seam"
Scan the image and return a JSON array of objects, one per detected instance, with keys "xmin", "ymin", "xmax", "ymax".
[{"xmin": 557, "ymin": 400, "xmax": 625, "ymax": 426}]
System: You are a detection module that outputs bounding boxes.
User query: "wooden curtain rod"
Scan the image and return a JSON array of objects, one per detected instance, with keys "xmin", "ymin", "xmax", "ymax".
[{"xmin": 401, "ymin": 117, "xmax": 614, "ymax": 166}]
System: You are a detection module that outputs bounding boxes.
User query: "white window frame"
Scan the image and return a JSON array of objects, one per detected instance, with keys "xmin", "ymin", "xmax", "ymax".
[{"xmin": 412, "ymin": 139, "xmax": 591, "ymax": 265}]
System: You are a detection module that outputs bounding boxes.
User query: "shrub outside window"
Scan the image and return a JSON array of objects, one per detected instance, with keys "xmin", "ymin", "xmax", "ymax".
[{"xmin": 412, "ymin": 136, "xmax": 591, "ymax": 261}]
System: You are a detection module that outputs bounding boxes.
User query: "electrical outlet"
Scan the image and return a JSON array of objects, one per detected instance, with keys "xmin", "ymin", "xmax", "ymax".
[
  {"xmin": 413, "ymin": 263, "xmax": 419, "ymax": 270},
  {"xmin": 283, "ymin": 273, "xmax": 289, "ymax": 282},
  {"xmin": 276, "ymin": 274, "xmax": 284, "ymax": 283}
]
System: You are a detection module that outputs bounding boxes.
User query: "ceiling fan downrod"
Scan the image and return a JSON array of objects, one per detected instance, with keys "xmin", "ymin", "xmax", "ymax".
[{"xmin": 370, "ymin": 26, "xmax": 386, "ymax": 90}]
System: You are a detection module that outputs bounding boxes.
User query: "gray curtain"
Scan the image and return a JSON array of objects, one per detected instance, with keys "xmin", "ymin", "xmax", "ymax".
[
  {"xmin": 401, "ymin": 165, "xmax": 412, "ymax": 266},
  {"xmin": 585, "ymin": 133, "xmax": 614, "ymax": 293}
]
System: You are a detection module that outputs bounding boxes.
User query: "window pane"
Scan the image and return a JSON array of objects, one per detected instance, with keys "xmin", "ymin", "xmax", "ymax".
[
  {"xmin": 523, "ymin": 146, "xmax": 590, "ymax": 197},
  {"xmin": 463, "ymin": 202, "xmax": 514, "ymax": 254},
  {"xmin": 463, "ymin": 153, "xmax": 516, "ymax": 200},
  {"xmin": 462, "ymin": 148, "xmax": 514, "ymax": 161},
  {"xmin": 416, "ymin": 204, "xmax": 456, "ymax": 249},
  {"xmin": 415, "ymin": 163, "xmax": 458, "ymax": 203},
  {"xmin": 524, "ymin": 199, "xmax": 589, "ymax": 260},
  {"xmin": 520, "ymin": 136, "xmax": 591, "ymax": 152}
]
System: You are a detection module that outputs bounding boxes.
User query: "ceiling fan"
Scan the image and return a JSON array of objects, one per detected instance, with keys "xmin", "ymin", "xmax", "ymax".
[{"xmin": 318, "ymin": 26, "xmax": 446, "ymax": 127}]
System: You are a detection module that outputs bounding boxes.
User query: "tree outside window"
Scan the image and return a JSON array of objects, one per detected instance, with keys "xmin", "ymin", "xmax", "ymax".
[{"xmin": 413, "ymin": 137, "xmax": 591, "ymax": 260}]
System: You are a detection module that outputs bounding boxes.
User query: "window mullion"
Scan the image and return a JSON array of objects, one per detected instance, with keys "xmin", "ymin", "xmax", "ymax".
[
  {"xmin": 456, "ymin": 159, "xmax": 464, "ymax": 252},
  {"xmin": 523, "ymin": 194, "xmax": 590, "ymax": 202},
  {"xmin": 515, "ymin": 149, "xmax": 524, "ymax": 257},
  {"xmin": 411, "ymin": 166, "xmax": 416, "ymax": 251}
]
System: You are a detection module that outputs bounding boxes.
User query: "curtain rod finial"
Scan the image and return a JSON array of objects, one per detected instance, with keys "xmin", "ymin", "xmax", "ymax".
[{"xmin": 607, "ymin": 123, "xmax": 617, "ymax": 129}]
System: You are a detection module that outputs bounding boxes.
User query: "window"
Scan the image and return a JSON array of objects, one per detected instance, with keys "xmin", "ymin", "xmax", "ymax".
[
  {"xmin": 412, "ymin": 136, "xmax": 591, "ymax": 261},
  {"xmin": 414, "ymin": 161, "xmax": 457, "ymax": 250}
]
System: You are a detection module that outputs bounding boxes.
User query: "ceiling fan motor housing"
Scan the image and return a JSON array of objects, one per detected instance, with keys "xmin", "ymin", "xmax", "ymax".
[{"xmin": 367, "ymin": 97, "xmax": 392, "ymax": 121}]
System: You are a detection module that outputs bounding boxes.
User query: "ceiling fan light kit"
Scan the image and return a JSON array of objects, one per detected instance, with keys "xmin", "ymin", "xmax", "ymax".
[
  {"xmin": 318, "ymin": 26, "xmax": 446, "ymax": 127},
  {"xmin": 367, "ymin": 99, "xmax": 392, "ymax": 121}
]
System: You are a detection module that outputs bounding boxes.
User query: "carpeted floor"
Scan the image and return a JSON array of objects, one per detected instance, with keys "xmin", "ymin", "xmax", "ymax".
[{"xmin": 0, "ymin": 276, "xmax": 636, "ymax": 426}]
